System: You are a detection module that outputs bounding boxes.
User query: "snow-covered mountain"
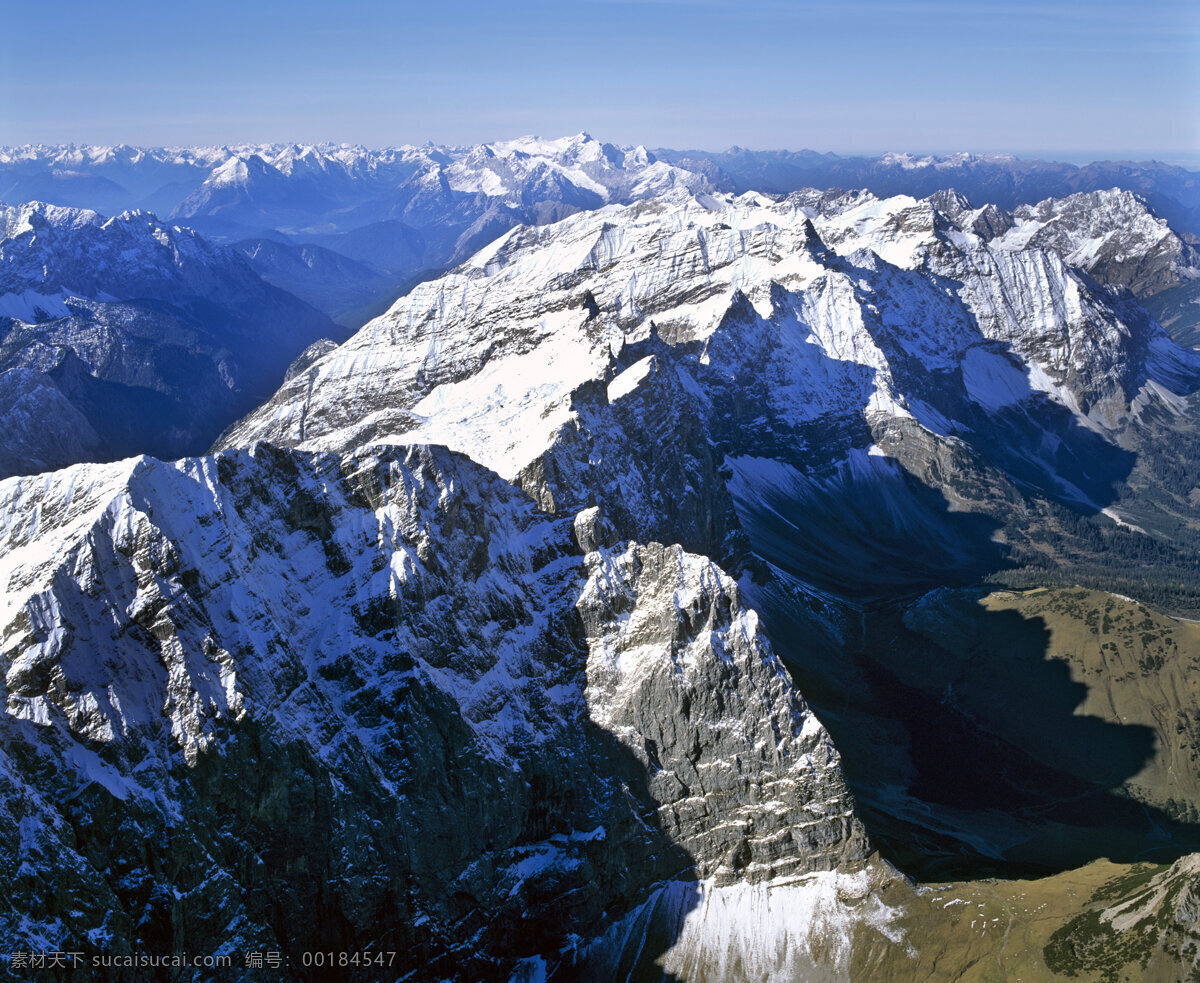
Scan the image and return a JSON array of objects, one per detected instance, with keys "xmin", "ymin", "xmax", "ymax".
[
  {"xmin": 8, "ymin": 138, "xmax": 1198, "ymax": 237},
  {"xmin": 655, "ymin": 145, "xmax": 1200, "ymax": 239},
  {"xmin": 0, "ymin": 202, "xmax": 337, "ymax": 477},
  {"xmin": 161, "ymin": 134, "xmax": 707, "ymax": 251},
  {"xmin": 0, "ymin": 144, "xmax": 222, "ymax": 217},
  {"xmin": 929, "ymin": 187, "xmax": 1200, "ymax": 296},
  {"xmin": 0, "ymin": 136, "xmax": 710, "ymax": 235},
  {"xmin": 6, "ymin": 148, "xmax": 1200, "ymax": 979},
  {"xmin": 225, "ymin": 186, "xmax": 1197, "ymax": 496},
  {"xmin": 151, "ymin": 135, "xmax": 713, "ymax": 325}
]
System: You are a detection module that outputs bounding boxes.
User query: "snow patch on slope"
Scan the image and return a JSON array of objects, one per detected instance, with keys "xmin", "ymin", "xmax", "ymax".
[{"xmin": 577, "ymin": 865, "xmax": 907, "ymax": 981}]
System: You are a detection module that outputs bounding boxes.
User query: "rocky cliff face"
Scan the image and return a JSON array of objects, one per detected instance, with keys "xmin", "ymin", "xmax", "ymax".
[
  {"xmin": 0, "ymin": 441, "xmax": 866, "ymax": 979},
  {"xmin": 972, "ymin": 188, "xmax": 1199, "ymax": 297}
]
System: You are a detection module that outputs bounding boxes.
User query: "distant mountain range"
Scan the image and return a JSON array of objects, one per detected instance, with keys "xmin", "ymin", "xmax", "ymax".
[
  {"xmin": 0, "ymin": 202, "xmax": 336, "ymax": 477},
  {"xmin": 656, "ymin": 146, "xmax": 1200, "ymax": 239},
  {"xmin": 6, "ymin": 137, "xmax": 1198, "ymax": 238},
  {"xmin": 4, "ymin": 135, "xmax": 1198, "ymax": 333}
]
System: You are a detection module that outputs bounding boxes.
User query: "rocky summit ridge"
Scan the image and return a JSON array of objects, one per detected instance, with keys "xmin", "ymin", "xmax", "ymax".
[{"xmin": 0, "ymin": 441, "xmax": 870, "ymax": 979}]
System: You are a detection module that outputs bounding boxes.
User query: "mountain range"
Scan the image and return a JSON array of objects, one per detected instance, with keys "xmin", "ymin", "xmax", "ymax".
[
  {"xmin": 2, "ymin": 138, "xmax": 1197, "ymax": 485},
  {"xmin": 2, "ymin": 136, "xmax": 1200, "ymax": 980}
]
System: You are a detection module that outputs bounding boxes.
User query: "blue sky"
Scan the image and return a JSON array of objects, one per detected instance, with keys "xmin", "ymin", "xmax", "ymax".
[{"xmin": 3, "ymin": 0, "xmax": 1197, "ymax": 160}]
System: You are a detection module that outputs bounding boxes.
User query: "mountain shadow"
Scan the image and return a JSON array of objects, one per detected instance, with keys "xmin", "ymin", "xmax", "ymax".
[
  {"xmin": 743, "ymin": 507, "xmax": 1200, "ymax": 880},
  {"xmin": 0, "ymin": 708, "xmax": 701, "ymax": 983},
  {"xmin": 727, "ymin": 405, "xmax": 1200, "ymax": 880}
]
